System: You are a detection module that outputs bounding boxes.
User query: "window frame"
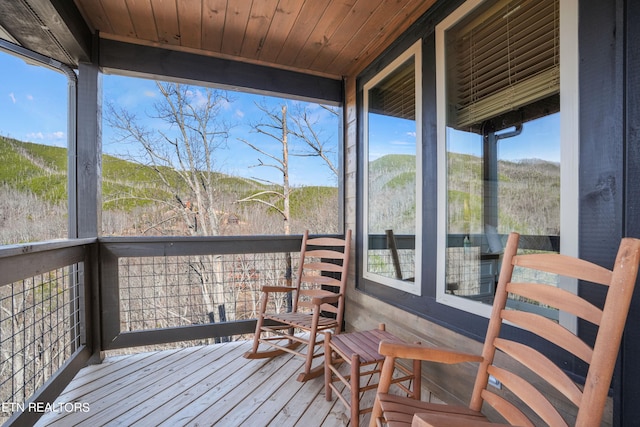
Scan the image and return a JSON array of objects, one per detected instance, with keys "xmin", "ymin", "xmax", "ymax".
[
  {"xmin": 434, "ymin": 0, "xmax": 579, "ymax": 325},
  {"xmin": 362, "ymin": 39, "xmax": 423, "ymax": 295}
]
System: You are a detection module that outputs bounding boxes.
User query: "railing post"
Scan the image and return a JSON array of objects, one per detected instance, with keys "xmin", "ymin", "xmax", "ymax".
[{"xmin": 99, "ymin": 246, "xmax": 121, "ymax": 355}]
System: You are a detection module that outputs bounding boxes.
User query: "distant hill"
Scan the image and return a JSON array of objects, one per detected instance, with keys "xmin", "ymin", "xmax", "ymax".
[
  {"xmin": 367, "ymin": 154, "xmax": 417, "ymax": 234},
  {"xmin": 368, "ymin": 151, "xmax": 560, "ymax": 236},
  {"xmin": 0, "ymin": 136, "xmax": 559, "ymax": 236},
  {"xmin": 0, "ymin": 136, "xmax": 338, "ymax": 219}
]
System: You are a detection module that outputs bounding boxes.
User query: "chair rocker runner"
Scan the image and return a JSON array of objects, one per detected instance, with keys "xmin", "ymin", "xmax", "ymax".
[
  {"xmin": 371, "ymin": 232, "xmax": 640, "ymax": 427},
  {"xmin": 244, "ymin": 230, "xmax": 352, "ymax": 382}
]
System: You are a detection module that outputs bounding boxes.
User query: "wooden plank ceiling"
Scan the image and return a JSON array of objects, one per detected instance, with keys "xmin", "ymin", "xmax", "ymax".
[{"xmin": 72, "ymin": 0, "xmax": 436, "ymax": 79}]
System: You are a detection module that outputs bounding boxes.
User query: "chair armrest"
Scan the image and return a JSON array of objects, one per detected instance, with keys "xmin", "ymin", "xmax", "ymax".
[
  {"xmin": 311, "ymin": 294, "xmax": 341, "ymax": 306},
  {"xmin": 412, "ymin": 413, "xmax": 504, "ymax": 427},
  {"xmin": 379, "ymin": 340, "xmax": 483, "ymax": 365},
  {"xmin": 261, "ymin": 286, "xmax": 296, "ymax": 294}
]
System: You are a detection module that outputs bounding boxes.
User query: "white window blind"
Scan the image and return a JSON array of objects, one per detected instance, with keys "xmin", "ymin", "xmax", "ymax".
[
  {"xmin": 369, "ymin": 57, "xmax": 415, "ymax": 120},
  {"xmin": 446, "ymin": 0, "xmax": 559, "ymax": 129}
]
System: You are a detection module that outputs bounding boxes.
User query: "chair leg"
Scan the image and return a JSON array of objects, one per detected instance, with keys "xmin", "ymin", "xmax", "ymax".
[
  {"xmin": 351, "ymin": 353, "xmax": 361, "ymax": 427},
  {"xmin": 249, "ymin": 315, "xmax": 264, "ymax": 354},
  {"xmin": 324, "ymin": 332, "xmax": 333, "ymax": 401},
  {"xmin": 296, "ymin": 310, "xmax": 324, "ymax": 382},
  {"xmin": 249, "ymin": 293, "xmax": 268, "ymax": 354},
  {"xmin": 296, "ymin": 335, "xmax": 325, "ymax": 382},
  {"xmin": 412, "ymin": 358, "xmax": 422, "ymax": 400},
  {"xmin": 369, "ymin": 355, "xmax": 396, "ymax": 427},
  {"xmin": 243, "ymin": 295, "xmax": 292, "ymax": 359}
]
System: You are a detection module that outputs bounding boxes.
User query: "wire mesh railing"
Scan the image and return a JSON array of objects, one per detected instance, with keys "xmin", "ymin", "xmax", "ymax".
[
  {"xmin": 117, "ymin": 251, "xmax": 301, "ymax": 340},
  {"xmin": 0, "ymin": 249, "xmax": 85, "ymax": 425},
  {"xmin": 0, "ymin": 234, "xmax": 336, "ymax": 424},
  {"xmin": 100, "ymin": 234, "xmax": 321, "ymax": 351}
]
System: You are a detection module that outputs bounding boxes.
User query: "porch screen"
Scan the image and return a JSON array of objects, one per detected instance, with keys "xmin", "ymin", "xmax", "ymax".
[{"xmin": 445, "ymin": 0, "xmax": 559, "ymax": 131}]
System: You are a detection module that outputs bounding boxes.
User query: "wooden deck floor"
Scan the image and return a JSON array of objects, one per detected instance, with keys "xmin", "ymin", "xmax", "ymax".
[{"xmin": 34, "ymin": 340, "xmax": 361, "ymax": 427}]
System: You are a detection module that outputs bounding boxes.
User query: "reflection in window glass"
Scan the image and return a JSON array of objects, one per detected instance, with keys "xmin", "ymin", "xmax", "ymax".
[
  {"xmin": 0, "ymin": 52, "xmax": 69, "ymax": 244},
  {"xmin": 363, "ymin": 41, "xmax": 421, "ymax": 294},
  {"xmin": 441, "ymin": 0, "xmax": 560, "ymax": 315}
]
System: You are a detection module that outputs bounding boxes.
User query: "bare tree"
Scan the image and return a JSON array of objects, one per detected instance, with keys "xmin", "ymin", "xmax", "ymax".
[
  {"xmin": 106, "ymin": 82, "xmax": 232, "ymax": 237},
  {"xmin": 237, "ymin": 102, "xmax": 339, "ymax": 233},
  {"xmin": 237, "ymin": 102, "xmax": 340, "ymax": 306},
  {"xmin": 106, "ymin": 82, "xmax": 235, "ymax": 325},
  {"xmin": 289, "ymin": 104, "xmax": 339, "ymax": 179},
  {"xmin": 237, "ymin": 103, "xmax": 296, "ymax": 297},
  {"xmin": 237, "ymin": 103, "xmax": 293, "ymax": 235}
]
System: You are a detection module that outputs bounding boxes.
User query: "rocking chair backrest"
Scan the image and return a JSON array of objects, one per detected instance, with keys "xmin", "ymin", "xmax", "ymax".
[
  {"xmin": 293, "ymin": 230, "xmax": 352, "ymax": 333},
  {"xmin": 472, "ymin": 232, "xmax": 640, "ymax": 426}
]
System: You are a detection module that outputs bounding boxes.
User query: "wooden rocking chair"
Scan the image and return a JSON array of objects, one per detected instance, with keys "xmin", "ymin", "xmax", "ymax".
[
  {"xmin": 371, "ymin": 232, "xmax": 640, "ymax": 427},
  {"xmin": 244, "ymin": 230, "xmax": 351, "ymax": 382}
]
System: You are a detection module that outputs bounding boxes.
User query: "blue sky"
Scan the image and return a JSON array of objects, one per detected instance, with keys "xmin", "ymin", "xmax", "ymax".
[
  {"xmin": 1, "ymin": 48, "xmax": 560, "ymax": 189},
  {"xmin": 0, "ymin": 51, "xmax": 339, "ymax": 187},
  {"xmin": 0, "ymin": 53, "xmax": 68, "ymax": 146},
  {"xmin": 368, "ymin": 114, "xmax": 416, "ymax": 161},
  {"xmin": 447, "ymin": 114, "xmax": 561, "ymax": 163}
]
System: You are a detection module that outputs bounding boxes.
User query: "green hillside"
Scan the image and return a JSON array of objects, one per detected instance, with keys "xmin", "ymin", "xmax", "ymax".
[
  {"xmin": 0, "ymin": 136, "xmax": 338, "ymax": 219},
  {"xmin": 0, "ymin": 137, "xmax": 67, "ymax": 202},
  {"xmin": 367, "ymin": 152, "xmax": 560, "ymax": 235},
  {"xmin": 0, "ymin": 136, "xmax": 557, "ymax": 236}
]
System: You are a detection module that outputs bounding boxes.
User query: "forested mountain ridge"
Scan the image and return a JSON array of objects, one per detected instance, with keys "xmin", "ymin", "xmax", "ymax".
[
  {"xmin": 1, "ymin": 135, "xmax": 559, "ymax": 241},
  {"xmin": 368, "ymin": 152, "xmax": 560, "ymax": 235},
  {"xmin": 0, "ymin": 136, "xmax": 339, "ymax": 241}
]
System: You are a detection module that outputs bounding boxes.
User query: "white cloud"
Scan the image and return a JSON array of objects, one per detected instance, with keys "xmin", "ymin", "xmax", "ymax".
[
  {"xmin": 235, "ymin": 109, "xmax": 245, "ymax": 119},
  {"xmin": 220, "ymin": 97, "xmax": 232, "ymax": 110},
  {"xmin": 9, "ymin": 93, "xmax": 16, "ymax": 103},
  {"xmin": 25, "ymin": 131, "xmax": 65, "ymax": 141},
  {"xmin": 26, "ymin": 94, "xmax": 34, "ymax": 101},
  {"xmin": 187, "ymin": 89, "xmax": 208, "ymax": 109},
  {"xmin": 27, "ymin": 132, "xmax": 44, "ymax": 139}
]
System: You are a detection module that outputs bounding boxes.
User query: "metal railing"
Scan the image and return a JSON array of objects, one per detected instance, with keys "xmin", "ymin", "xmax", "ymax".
[
  {"xmin": 0, "ymin": 239, "xmax": 96, "ymax": 426},
  {"xmin": 99, "ymin": 234, "xmax": 310, "ymax": 350}
]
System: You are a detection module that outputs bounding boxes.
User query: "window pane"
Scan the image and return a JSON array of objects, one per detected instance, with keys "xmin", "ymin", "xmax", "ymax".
[
  {"xmin": 0, "ymin": 52, "xmax": 69, "ymax": 244},
  {"xmin": 442, "ymin": 0, "xmax": 560, "ymax": 315},
  {"xmin": 363, "ymin": 41, "xmax": 421, "ymax": 295}
]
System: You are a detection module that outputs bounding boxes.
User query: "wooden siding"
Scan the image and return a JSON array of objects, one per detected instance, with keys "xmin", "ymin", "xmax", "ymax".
[
  {"xmin": 35, "ymin": 340, "xmax": 352, "ymax": 427},
  {"xmin": 71, "ymin": 0, "xmax": 436, "ymax": 79}
]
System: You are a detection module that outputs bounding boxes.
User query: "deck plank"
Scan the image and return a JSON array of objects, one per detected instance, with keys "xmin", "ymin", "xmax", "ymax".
[
  {"xmin": 98, "ymin": 345, "xmax": 233, "ymax": 425},
  {"xmin": 182, "ymin": 346, "xmax": 303, "ymax": 425},
  {"xmin": 34, "ymin": 340, "xmax": 352, "ymax": 426},
  {"xmin": 37, "ymin": 346, "xmax": 214, "ymax": 426},
  {"xmin": 156, "ymin": 342, "xmax": 296, "ymax": 425}
]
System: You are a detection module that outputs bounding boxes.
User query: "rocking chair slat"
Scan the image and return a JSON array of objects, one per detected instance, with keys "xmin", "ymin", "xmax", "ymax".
[{"xmin": 244, "ymin": 230, "xmax": 351, "ymax": 382}]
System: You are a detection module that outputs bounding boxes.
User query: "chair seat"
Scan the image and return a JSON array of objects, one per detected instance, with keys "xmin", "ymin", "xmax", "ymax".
[
  {"xmin": 266, "ymin": 312, "xmax": 338, "ymax": 330},
  {"xmin": 377, "ymin": 393, "xmax": 487, "ymax": 427},
  {"xmin": 325, "ymin": 327, "xmax": 421, "ymax": 427},
  {"xmin": 330, "ymin": 328, "xmax": 405, "ymax": 364}
]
